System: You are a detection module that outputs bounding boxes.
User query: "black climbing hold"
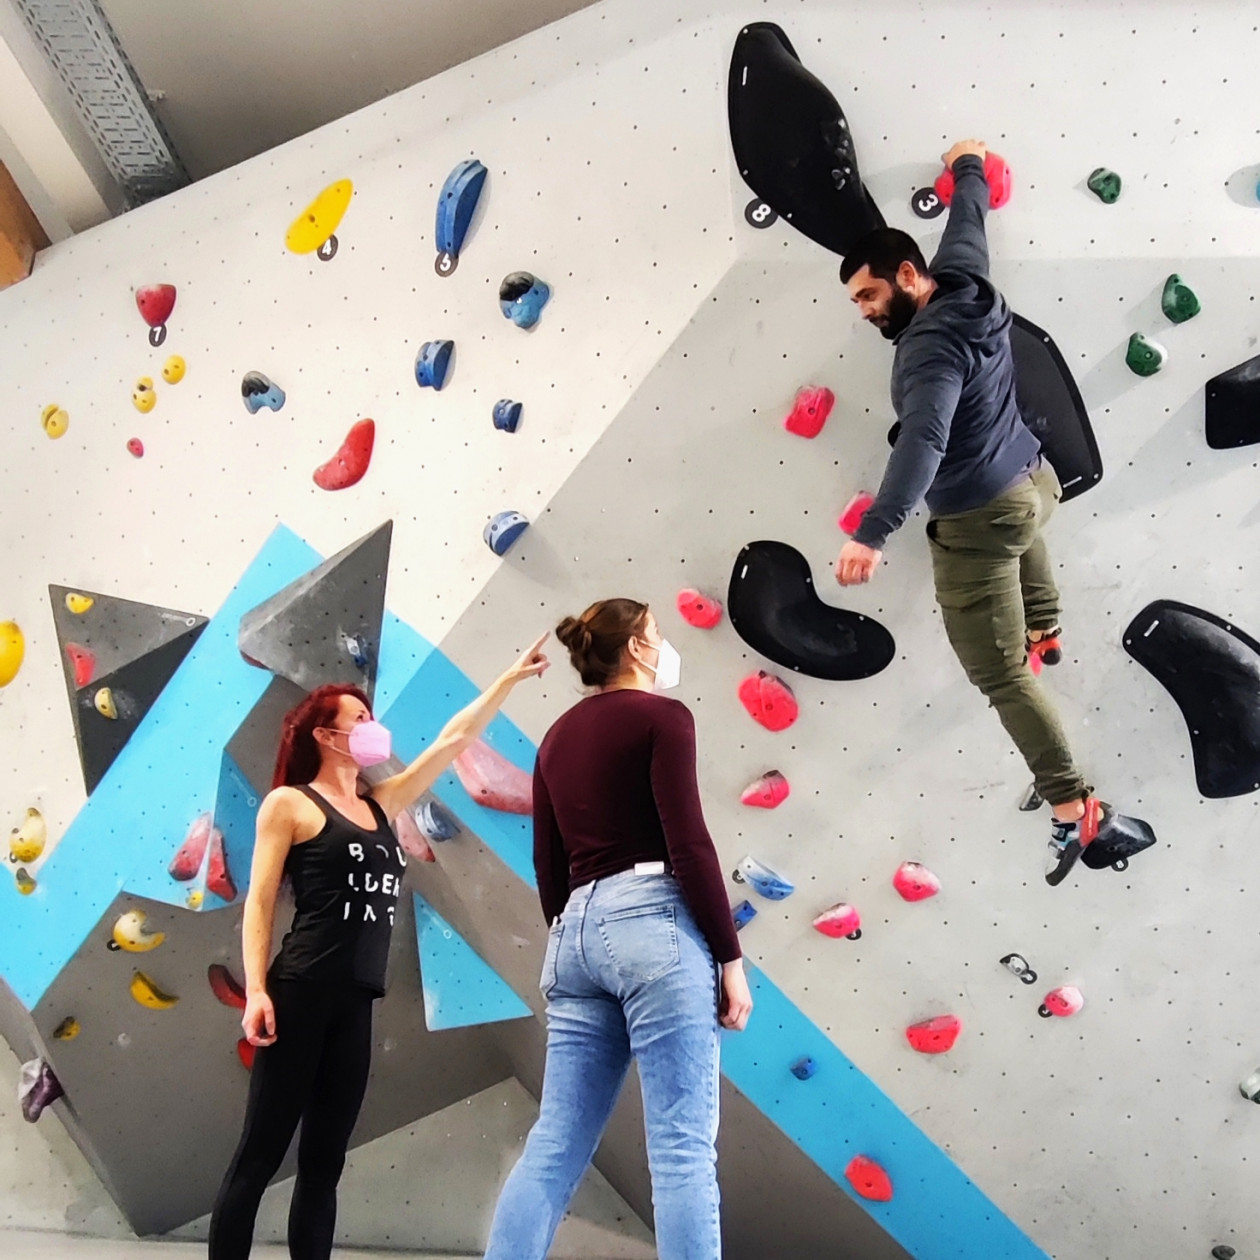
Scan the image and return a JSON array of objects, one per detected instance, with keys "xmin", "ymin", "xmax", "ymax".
[
  {"xmin": 1124, "ymin": 600, "xmax": 1260, "ymax": 798},
  {"xmin": 728, "ymin": 540, "xmax": 896, "ymax": 681},
  {"xmin": 727, "ymin": 23, "xmax": 885, "ymax": 257},
  {"xmin": 1212, "ymin": 1248, "xmax": 1237, "ymax": 1260},
  {"xmin": 1018, "ymin": 782, "xmax": 1044, "ymax": 812},
  {"xmin": 1000, "ymin": 953, "xmax": 1038, "ymax": 985},
  {"xmin": 1205, "ymin": 353, "xmax": 1260, "ymax": 450},
  {"xmin": 1009, "ymin": 313, "xmax": 1104, "ymax": 502},
  {"xmin": 1079, "ymin": 809, "xmax": 1157, "ymax": 872}
]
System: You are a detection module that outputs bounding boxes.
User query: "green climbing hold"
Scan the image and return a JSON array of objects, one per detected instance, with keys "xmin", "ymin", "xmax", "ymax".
[
  {"xmin": 1126, "ymin": 332, "xmax": 1167, "ymax": 377},
  {"xmin": 1161, "ymin": 273, "xmax": 1200, "ymax": 324},
  {"xmin": 1087, "ymin": 167, "xmax": 1121, "ymax": 204}
]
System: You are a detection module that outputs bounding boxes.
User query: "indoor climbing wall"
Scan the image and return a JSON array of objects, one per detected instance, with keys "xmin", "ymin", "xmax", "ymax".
[{"xmin": 2, "ymin": 0, "xmax": 1260, "ymax": 1257}]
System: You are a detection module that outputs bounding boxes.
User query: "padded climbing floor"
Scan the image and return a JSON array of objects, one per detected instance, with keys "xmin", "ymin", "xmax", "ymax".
[
  {"xmin": 1009, "ymin": 313, "xmax": 1103, "ymax": 502},
  {"xmin": 728, "ymin": 540, "xmax": 896, "ymax": 681},
  {"xmin": 1123, "ymin": 599, "xmax": 1260, "ymax": 798},
  {"xmin": 728, "ymin": 22, "xmax": 885, "ymax": 257}
]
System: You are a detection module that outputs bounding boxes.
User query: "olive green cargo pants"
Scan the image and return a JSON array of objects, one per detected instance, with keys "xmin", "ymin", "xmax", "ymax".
[{"xmin": 926, "ymin": 462, "xmax": 1087, "ymax": 807}]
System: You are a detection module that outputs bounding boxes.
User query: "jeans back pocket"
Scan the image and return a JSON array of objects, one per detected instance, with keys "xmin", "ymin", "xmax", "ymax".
[{"xmin": 596, "ymin": 905, "xmax": 679, "ymax": 984}]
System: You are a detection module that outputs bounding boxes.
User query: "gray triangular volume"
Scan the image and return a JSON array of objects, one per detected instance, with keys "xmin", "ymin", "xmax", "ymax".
[
  {"xmin": 237, "ymin": 522, "xmax": 392, "ymax": 702},
  {"xmin": 74, "ymin": 626, "xmax": 207, "ymax": 793},
  {"xmin": 49, "ymin": 584, "xmax": 208, "ymax": 705}
]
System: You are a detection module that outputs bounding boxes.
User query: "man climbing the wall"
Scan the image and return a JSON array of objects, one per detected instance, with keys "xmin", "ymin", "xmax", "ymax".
[{"xmin": 833, "ymin": 139, "xmax": 1105, "ymax": 887}]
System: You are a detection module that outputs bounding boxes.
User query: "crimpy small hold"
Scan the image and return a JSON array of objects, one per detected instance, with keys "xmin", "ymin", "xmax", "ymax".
[
  {"xmin": 1086, "ymin": 167, "xmax": 1121, "ymax": 204},
  {"xmin": 732, "ymin": 899, "xmax": 758, "ymax": 930},
  {"xmin": 790, "ymin": 1056, "xmax": 818, "ymax": 1081},
  {"xmin": 484, "ymin": 510, "xmax": 529, "ymax": 557}
]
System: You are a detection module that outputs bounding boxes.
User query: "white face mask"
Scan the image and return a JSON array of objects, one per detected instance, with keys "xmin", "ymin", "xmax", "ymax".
[{"xmin": 639, "ymin": 636, "xmax": 682, "ymax": 692}]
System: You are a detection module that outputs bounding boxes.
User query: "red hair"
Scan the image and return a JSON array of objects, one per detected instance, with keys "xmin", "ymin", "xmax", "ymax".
[{"xmin": 272, "ymin": 683, "xmax": 372, "ymax": 789}]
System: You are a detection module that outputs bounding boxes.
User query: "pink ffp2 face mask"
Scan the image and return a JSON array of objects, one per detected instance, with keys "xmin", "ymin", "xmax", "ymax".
[{"xmin": 347, "ymin": 720, "xmax": 392, "ymax": 768}]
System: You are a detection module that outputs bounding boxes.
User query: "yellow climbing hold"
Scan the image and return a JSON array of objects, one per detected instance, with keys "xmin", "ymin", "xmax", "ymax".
[
  {"xmin": 52, "ymin": 1017, "xmax": 80, "ymax": 1041},
  {"xmin": 15, "ymin": 868, "xmax": 36, "ymax": 895},
  {"xmin": 9, "ymin": 808, "xmax": 46, "ymax": 864},
  {"xmin": 133, "ymin": 377, "xmax": 156, "ymax": 413},
  {"xmin": 285, "ymin": 179, "xmax": 352, "ymax": 254},
  {"xmin": 161, "ymin": 355, "xmax": 186, "ymax": 384},
  {"xmin": 129, "ymin": 971, "xmax": 179, "ymax": 1010},
  {"xmin": 65, "ymin": 592, "xmax": 94, "ymax": 615},
  {"xmin": 111, "ymin": 909, "xmax": 166, "ymax": 953},
  {"xmin": 41, "ymin": 404, "xmax": 69, "ymax": 439},
  {"xmin": 0, "ymin": 621, "xmax": 24, "ymax": 687},
  {"xmin": 94, "ymin": 687, "xmax": 118, "ymax": 719},
  {"xmin": 185, "ymin": 888, "xmax": 204, "ymax": 910}
]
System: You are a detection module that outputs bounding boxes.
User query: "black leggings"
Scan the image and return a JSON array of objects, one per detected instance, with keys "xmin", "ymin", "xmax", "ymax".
[{"xmin": 208, "ymin": 980, "xmax": 375, "ymax": 1260}]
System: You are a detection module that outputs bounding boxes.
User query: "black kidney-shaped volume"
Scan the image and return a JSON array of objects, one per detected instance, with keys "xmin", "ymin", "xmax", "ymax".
[{"xmin": 1205, "ymin": 353, "xmax": 1260, "ymax": 450}]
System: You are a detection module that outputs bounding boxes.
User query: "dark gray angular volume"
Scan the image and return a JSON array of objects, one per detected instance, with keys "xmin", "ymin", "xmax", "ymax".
[{"xmin": 1205, "ymin": 353, "xmax": 1260, "ymax": 450}]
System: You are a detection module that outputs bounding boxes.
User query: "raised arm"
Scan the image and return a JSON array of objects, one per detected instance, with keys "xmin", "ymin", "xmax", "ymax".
[
  {"xmin": 930, "ymin": 149, "xmax": 991, "ymax": 277},
  {"xmin": 370, "ymin": 634, "xmax": 549, "ymax": 820}
]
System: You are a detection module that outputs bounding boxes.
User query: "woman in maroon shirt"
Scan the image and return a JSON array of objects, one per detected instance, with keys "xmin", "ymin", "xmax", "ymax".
[{"xmin": 484, "ymin": 598, "xmax": 752, "ymax": 1260}]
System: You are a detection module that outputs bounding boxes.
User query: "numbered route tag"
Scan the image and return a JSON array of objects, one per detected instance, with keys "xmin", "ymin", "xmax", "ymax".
[
  {"xmin": 743, "ymin": 198, "xmax": 779, "ymax": 229},
  {"xmin": 911, "ymin": 187, "xmax": 945, "ymax": 220}
]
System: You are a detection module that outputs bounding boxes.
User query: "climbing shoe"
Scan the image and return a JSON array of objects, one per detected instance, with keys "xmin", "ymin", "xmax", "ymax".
[
  {"xmin": 1045, "ymin": 797, "xmax": 1106, "ymax": 887},
  {"xmin": 1028, "ymin": 626, "xmax": 1063, "ymax": 667}
]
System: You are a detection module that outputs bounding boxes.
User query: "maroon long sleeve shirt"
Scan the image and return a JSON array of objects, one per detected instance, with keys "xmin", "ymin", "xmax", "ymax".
[{"xmin": 532, "ymin": 689, "xmax": 742, "ymax": 965}]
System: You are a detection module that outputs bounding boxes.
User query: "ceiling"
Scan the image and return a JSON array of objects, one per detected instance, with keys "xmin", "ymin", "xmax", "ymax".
[{"xmin": 99, "ymin": 0, "xmax": 602, "ymax": 180}]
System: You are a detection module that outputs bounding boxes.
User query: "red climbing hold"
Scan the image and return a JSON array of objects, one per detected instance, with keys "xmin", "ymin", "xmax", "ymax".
[
  {"xmin": 135, "ymin": 284, "xmax": 177, "ymax": 330},
  {"xmin": 168, "ymin": 812, "xmax": 212, "ymax": 881},
  {"xmin": 838, "ymin": 491, "xmax": 875, "ymax": 536},
  {"xmin": 64, "ymin": 642, "xmax": 96, "ymax": 689},
  {"xmin": 783, "ymin": 385, "xmax": 835, "ymax": 439},
  {"xmin": 453, "ymin": 739, "xmax": 532, "ymax": 814},
  {"xmin": 740, "ymin": 770, "xmax": 791, "ymax": 809},
  {"xmin": 394, "ymin": 805, "xmax": 436, "ymax": 863},
  {"xmin": 676, "ymin": 588, "xmax": 723, "ymax": 629},
  {"xmin": 737, "ymin": 671, "xmax": 799, "ymax": 732},
  {"xmin": 892, "ymin": 861, "xmax": 940, "ymax": 902},
  {"xmin": 934, "ymin": 152, "xmax": 1012, "ymax": 210},
  {"xmin": 208, "ymin": 963, "xmax": 247, "ymax": 1009},
  {"xmin": 845, "ymin": 1155, "xmax": 893, "ymax": 1202},
  {"xmin": 206, "ymin": 828, "xmax": 237, "ymax": 902},
  {"xmin": 126, "ymin": 438, "xmax": 144, "ymax": 459},
  {"xmin": 313, "ymin": 418, "xmax": 374, "ymax": 490},
  {"xmin": 905, "ymin": 1014, "xmax": 962, "ymax": 1054},
  {"xmin": 237, "ymin": 1038, "xmax": 256, "ymax": 1071},
  {"xmin": 812, "ymin": 902, "xmax": 862, "ymax": 940}
]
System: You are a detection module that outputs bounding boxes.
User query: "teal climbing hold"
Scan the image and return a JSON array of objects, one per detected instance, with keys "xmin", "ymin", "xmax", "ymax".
[
  {"xmin": 1161, "ymin": 274, "xmax": 1200, "ymax": 324},
  {"xmin": 412, "ymin": 892, "xmax": 531, "ymax": 1031},
  {"xmin": 1125, "ymin": 332, "xmax": 1167, "ymax": 377},
  {"xmin": 1087, "ymin": 167, "xmax": 1121, "ymax": 203}
]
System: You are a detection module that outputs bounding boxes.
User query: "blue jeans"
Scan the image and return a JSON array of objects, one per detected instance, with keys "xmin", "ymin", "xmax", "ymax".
[{"xmin": 484, "ymin": 872, "xmax": 723, "ymax": 1260}]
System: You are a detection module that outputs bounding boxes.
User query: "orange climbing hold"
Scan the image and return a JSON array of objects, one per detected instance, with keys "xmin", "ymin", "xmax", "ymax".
[
  {"xmin": 454, "ymin": 739, "xmax": 532, "ymax": 814},
  {"xmin": 737, "ymin": 671, "xmax": 799, "ymax": 732},
  {"xmin": 740, "ymin": 770, "xmax": 790, "ymax": 809},
  {"xmin": 676, "ymin": 589, "xmax": 723, "ymax": 629},
  {"xmin": 313, "ymin": 418, "xmax": 374, "ymax": 491},
  {"xmin": 845, "ymin": 1155, "xmax": 893, "ymax": 1202},
  {"xmin": 905, "ymin": 1014, "xmax": 962, "ymax": 1054}
]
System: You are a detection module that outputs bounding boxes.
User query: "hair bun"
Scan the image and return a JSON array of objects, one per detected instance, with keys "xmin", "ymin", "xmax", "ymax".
[{"xmin": 555, "ymin": 615, "xmax": 592, "ymax": 653}]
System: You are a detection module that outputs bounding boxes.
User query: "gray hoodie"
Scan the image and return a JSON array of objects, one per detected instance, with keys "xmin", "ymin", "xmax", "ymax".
[{"xmin": 851, "ymin": 154, "xmax": 1040, "ymax": 551}]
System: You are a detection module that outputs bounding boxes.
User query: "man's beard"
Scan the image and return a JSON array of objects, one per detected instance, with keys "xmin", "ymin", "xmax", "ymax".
[{"xmin": 873, "ymin": 286, "xmax": 919, "ymax": 340}]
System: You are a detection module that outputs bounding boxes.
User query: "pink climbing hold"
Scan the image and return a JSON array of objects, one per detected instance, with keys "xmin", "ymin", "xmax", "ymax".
[
  {"xmin": 453, "ymin": 739, "xmax": 532, "ymax": 814},
  {"xmin": 676, "ymin": 588, "xmax": 723, "ymax": 630},
  {"xmin": 845, "ymin": 1155, "xmax": 893, "ymax": 1202},
  {"xmin": 783, "ymin": 385, "xmax": 835, "ymax": 439},
  {"xmin": 812, "ymin": 902, "xmax": 862, "ymax": 940},
  {"xmin": 1028, "ymin": 650, "xmax": 1043, "ymax": 677},
  {"xmin": 64, "ymin": 642, "xmax": 96, "ymax": 689},
  {"xmin": 737, "ymin": 671, "xmax": 799, "ymax": 732},
  {"xmin": 934, "ymin": 151, "xmax": 1012, "ymax": 210},
  {"xmin": 1040, "ymin": 985, "xmax": 1084, "ymax": 1019},
  {"xmin": 168, "ymin": 812, "xmax": 213, "ymax": 881},
  {"xmin": 206, "ymin": 829, "xmax": 237, "ymax": 902},
  {"xmin": 892, "ymin": 861, "xmax": 940, "ymax": 902},
  {"xmin": 838, "ymin": 491, "xmax": 875, "ymax": 536},
  {"xmin": 905, "ymin": 1014, "xmax": 962, "ymax": 1054},
  {"xmin": 126, "ymin": 438, "xmax": 144, "ymax": 458},
  {"xmin": 394, "ymin": 806, "xmax": 436, "ymax": 863},
  {"xmin": 740, "ymin": 770, "xmax": 790, "ymax": 809}
]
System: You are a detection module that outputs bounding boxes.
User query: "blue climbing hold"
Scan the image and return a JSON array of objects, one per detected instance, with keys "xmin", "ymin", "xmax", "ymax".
[
  {"xmin": 417, "ymin": 800, "xmax": 460, "ymax": 843},
  {"xmin": 733, "ymin": 855, "xmax": 794, "ymax": 901},
  {"xmin": 241, "ymin": 372, "xmax": 286, "ymax": 414},
  {"xmin": 415, "ymin": 340, "xmax": 455, "ymax": 390},
  {"xmin": 790, "ymin": 1056, "xmax": 819, "ymax": 1081},
  {"xmin": 732, "ymin": 899, "xmax": 758, "ymax": 930},
  {"xmin": 484, "ymin": 511, "xmax": 529, "ymax": 557},
  {"xmin": 500, "ymin": 272, "xmax": 551, "ymax": 329},
  {"xmin": 435, "ymin": 158, "xmax": 487, "ymax": 267},
  {"xmin": 493, "ymin": 400, "xmax": 523, "ymax": 433}
]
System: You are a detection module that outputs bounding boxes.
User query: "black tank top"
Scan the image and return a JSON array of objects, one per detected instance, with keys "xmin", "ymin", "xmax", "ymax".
[{"xmin": 268, "ymin": 785, "xmax": 407, "ymax": 996}]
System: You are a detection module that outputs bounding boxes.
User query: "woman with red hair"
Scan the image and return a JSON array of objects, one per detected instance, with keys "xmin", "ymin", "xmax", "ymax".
[{"xmin": 208, "ymin": 634, "xmax": 548, "ymax": 1260}]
